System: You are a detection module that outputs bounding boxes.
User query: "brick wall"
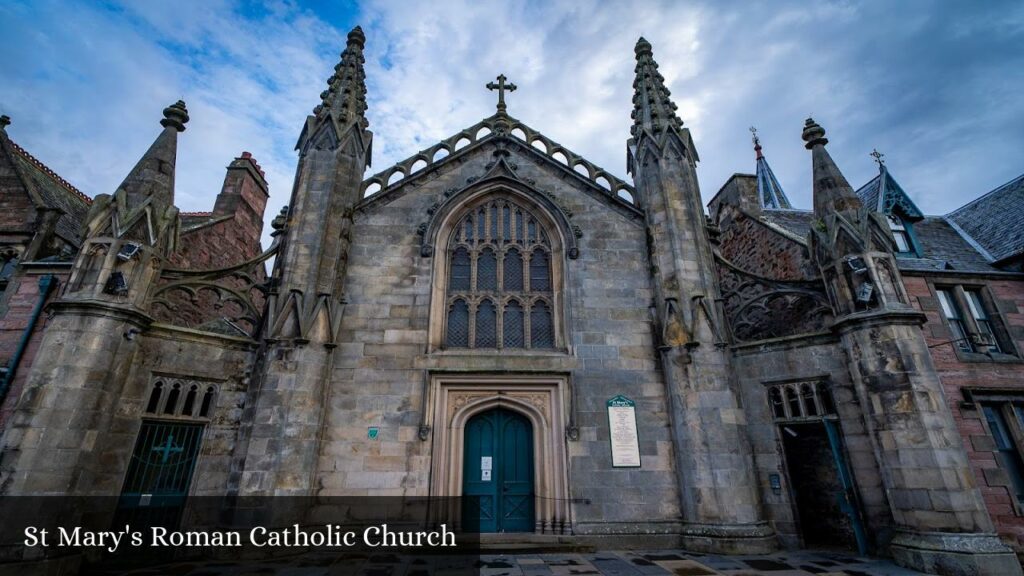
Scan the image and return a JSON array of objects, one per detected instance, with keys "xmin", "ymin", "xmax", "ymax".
[
  {"xmin": 0, "ymin": 269, "xmax": 67, "ymax": 427},
  {"xmin": 904, "ymin": 273, "xmax": 1024, "ymax": 549},
  {"xmin": 170, "ymin": 152, "xmax": 268, "ymax": 269},
  {"xmin": 716, "ymin": 205, "xmax": 815, "ymax": 281},
  {"xmin": 155, "ymin": 153, "xmax": 269, "ymax": 333}
]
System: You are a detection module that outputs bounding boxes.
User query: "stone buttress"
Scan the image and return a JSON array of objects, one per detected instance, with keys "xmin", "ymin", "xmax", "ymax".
[
  {"xmin": 628, "ymin": 37, "xmax": 776, "ymax": 553},
  {"xmin": 236, "ymin": 27, "xmax": 371, "ymax": 496},
  {"xmin": 803, "ymin": 118, "xmax": 1021, "ymax": 575}
]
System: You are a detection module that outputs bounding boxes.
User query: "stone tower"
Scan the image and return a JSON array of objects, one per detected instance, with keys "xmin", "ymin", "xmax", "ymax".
[
  {"xmin": 236, "ymin": 26, "xmax": 372, "ymax": 496},
  {"xmin": 803, "ymin": 118, "xmax": 1021, "ymax": 575},
  {"xmin": 627, "ymin": 37, "xmax": 775, "ymax": 553},
  {"xmin": 0, "ymin": 101, "xmax": 188, "ymax": 495}
]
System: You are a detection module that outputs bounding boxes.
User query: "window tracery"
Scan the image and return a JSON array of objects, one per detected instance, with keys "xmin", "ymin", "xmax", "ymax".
[{"xmin": 443, "ymin": 196, "xmax": 556, "ymax": 349}]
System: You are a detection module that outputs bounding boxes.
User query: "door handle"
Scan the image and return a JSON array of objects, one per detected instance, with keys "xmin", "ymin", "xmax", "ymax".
[{"xmin": 503, "ymin": 485, "xmax": 509, "ymax": 492}]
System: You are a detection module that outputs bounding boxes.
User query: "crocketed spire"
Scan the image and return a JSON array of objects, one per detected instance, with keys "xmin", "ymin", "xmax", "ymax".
[
  {"xmin": 317, "ymin": 26, "xmax": 369, "ymax": 130},
  {"xmin": 751, "ymin": 127, "xmax": 792, "ymax": 210},
  {"xmin": 802, "ymin": 118, "xmax": 861, "ymax": 217},
  {"xmin": 631, "ymin": 36, "xmax": 684, "ymax": 139}
]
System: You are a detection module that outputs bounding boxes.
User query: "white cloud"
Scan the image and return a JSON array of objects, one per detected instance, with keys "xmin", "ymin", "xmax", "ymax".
[{"xmin": 1, "ymin": 0, "xmax": 1021, "ymax": 252}]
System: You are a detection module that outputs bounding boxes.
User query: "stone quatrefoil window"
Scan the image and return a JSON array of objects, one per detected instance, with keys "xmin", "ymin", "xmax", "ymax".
[
  {"xmin": 445, "ymin": 198, "xmax": 555, "ymax": 349},
  {"xmin": 144, "ymin": 378, "xmax": 217, "ymax": 420}
]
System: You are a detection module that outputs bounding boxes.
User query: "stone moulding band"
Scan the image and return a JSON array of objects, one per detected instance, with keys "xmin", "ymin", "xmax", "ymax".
[
  {"xmin": 889, "ymin": 529, "xmax": 1016, "ymax": 554},
  {"xmin": 678, "ymin": 521, "xmax": 776, "ymax": 539}
]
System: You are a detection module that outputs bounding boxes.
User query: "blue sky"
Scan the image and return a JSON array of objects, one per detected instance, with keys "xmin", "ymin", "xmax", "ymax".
[{"xmin": 1, "ymin": 0, "xmax": 1022, "ymax": 248}]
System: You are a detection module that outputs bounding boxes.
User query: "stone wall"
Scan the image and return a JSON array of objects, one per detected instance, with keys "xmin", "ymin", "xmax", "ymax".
[
  {"xmin": 731, "ymin": 335, "xmax": 894, "ymax": 551},
  {"xmin": 317, "ymin": 139, "xmax": 681, "ymax": 535}
]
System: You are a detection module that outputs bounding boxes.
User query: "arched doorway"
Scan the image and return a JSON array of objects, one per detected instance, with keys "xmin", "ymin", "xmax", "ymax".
[{"xmin": 462, "ymin": 407, "xmax": 535, "ymax": 532}]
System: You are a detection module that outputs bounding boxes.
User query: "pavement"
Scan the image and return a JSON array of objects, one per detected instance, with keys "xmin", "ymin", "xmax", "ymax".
[{"xmin": 119, "ymin": 549, "xmax": 927, "ymax": 575}]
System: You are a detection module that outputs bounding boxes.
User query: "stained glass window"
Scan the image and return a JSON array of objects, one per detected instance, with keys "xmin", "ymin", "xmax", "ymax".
[
  {"xmin": 477, "ymin": 249, "xmax": 498, "ymax": 291},
  {"xmin": 447, "ymin": 299, "xmax": 469, "ymax": 347},
  {"xmin": 476, "ymin": 300, "xmax": 497, "ymax": 348},
  {"xmin": 530, "ymin": 301, "xmax": 553, "ymax": 348},
  {"xmin": 530, "ymin": 249, "xmax": 550, "ymax": 291},
  {"xmin": 504, "ymin": 249, "xmax": 523, "ymax": 291},
  {"xmin": 444, "ymin": 196, "xmax": 557, "ymax": 349},
  {"xmin": 450, "ymin": 248, "xmax": 471, "ymax": 291},
  {"xmin": 504, "ymin": 301, "xmax": 525, "ymax": 348}
]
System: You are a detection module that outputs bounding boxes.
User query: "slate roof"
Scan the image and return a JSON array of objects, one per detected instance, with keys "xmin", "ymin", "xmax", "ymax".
[
  {"xmin": 756, "ymin": 209, "xmax": 1001, "ymax": 273},
  {"xmin": 854, "ymin": 167, "xmax": 924, "ymax": 219},
  {"xmin": 946, "ymin": 173, "xmax": 1024, "ymax": 263},
  {"xmin": 7, "ymin": 140, "xmax": 92, "ymax": 246},
  {"xmin": 760, "ymin": 209, "xmax": 814, "ymax": 238}
]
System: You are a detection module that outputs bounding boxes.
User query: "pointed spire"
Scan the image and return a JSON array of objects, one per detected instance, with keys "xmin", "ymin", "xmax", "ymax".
[
  {"xmin": 317, "ymin": 26, "xmax": 369, "ymax": 130},
  {"xmin": 802, "ymin": 118, "xmax": 861, "ymax": 217},
  {"xmin": 751, "ymin": 127, "xmax": 791, "ymax": 209},
  {"xmin": 115, "ymin": 101, "xmax": 188, "ymax": 218},
  {"xmin": 631, "ymin": 36, "xmax": 684, "ymax": 139}
]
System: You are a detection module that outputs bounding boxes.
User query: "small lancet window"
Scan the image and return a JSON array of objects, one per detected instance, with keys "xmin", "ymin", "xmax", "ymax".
[
  {"xmin": 476, "ymin": 300, "xmax": 497, "ymax": 348},
  {"xmin": 769, "ymin": 387, "xmax": 785, "ymax": 419},
  {"xmin": 530, "ymin": 301, "xmax": 554, "ymax": 348},
  {"xmin": 529, "ymin": 249, "xmax": 550, "ymax": 291},
  {"xmin": 800, "ymin": 384, "xmax": 818, "ymax": 417},
  {"xmin": 450, "ymin": 248, "xmax": 471, "ymax": 291},
  {"xmin": 785, "ymin": 386, "xmax": 801, "ymax": 418},
  {"xmin": 163, "ymin": 383, "xmax": 181, "ymax": 415},
  {"xmin": 182, "ymin": 384, "xmax": 199, "ymax": 417},
  {"xmin": 199, "ymin": 386, "xmax": 216, "ymax": 418},
  {"xmin": 477, "ymin": 249, "xmax": 498, "ymax": 291},
  {"xmin": 146, "ymin": 382, "xmax": 163, "ymax": 413},
  {"xmin": 447, "ymin": 299, "xmax": 470, "ymax": 347},
  {"xmin": 504, "ymin": 300, "xmax": 525, "ymax": 348},
  {"xmin": 504, "ymin": 249, "xmax": 524, "ymax": 291}
]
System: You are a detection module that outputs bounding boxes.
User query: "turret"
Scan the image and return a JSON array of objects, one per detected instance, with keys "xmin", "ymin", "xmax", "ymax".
[
  {"xmin": 237, "ymin": 26, "xmax": 372, "ymax": 496},
  {"xmin": 627, "ymin": 37, "xmax": 775, "ymax": 554},
  {"xmin": 804, "ymin": 118, "xmax": 909, "ymax": 315},
  {"xmin": 66, "ymin": 101, "xmax": 188, "ymax": 310},
  {"xmin": 803, "ymin": 119, "xmax": 1019, "ymax": 575}
]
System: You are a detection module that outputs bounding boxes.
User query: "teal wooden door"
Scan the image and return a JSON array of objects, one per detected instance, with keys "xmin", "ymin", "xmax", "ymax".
[{"xmin": 462, "ymin": 408, "xmax": 534, "ymax": 532}]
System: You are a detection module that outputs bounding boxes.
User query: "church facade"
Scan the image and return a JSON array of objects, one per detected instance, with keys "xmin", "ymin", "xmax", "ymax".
[{"xmin": 2, "ymin": 27, "xmax": 1024, "ymax": 576}]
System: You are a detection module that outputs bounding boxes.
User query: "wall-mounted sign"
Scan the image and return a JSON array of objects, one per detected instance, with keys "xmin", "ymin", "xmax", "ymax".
[
  {"xmin": 367, "ymin": 427, "xmax": 379, "ymax": 440},
  {"xmin": 481, "ymin": 456, "xmax": 492, "ymax": 470},
  {"xmin": 481, "ymin": 469, "xmax": 492, "ymax": 481},
  {"xmin": 607, "ymin": 395, "xmax": 641, "ymax": 468}
]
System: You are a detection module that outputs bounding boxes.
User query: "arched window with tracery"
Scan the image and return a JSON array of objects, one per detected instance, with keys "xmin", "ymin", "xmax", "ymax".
[{"xmin": 443, "ymin": 195, "xmax": 558, "ymax": 349}]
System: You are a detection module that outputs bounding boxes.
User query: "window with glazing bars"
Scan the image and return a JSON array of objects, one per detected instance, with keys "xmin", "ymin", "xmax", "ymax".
[{"xmin": 444, "ymin": 197, "xmax": 555, "ymax": 349}]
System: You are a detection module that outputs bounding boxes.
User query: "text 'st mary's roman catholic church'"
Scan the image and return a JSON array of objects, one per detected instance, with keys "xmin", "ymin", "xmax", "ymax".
[{"xmin": 3, "ymin": 27, "xmax": 1024, "ymax": 576}]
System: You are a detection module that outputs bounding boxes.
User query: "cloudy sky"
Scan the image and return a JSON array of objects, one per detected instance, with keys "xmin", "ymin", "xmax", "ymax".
[{"xmin": 2, "ymin": 0, "xmax": 1022, "ymax": 247}]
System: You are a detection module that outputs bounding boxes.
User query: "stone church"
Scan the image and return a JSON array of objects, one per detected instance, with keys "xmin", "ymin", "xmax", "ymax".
[{"xmin": 2, "ymin": 26, "xmax": 1024, "ymax": 575}]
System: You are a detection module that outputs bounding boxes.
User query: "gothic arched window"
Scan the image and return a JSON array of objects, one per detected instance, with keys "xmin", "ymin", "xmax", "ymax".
[{"xmin": 443, "ymin": 196, "xmax": 557, "ymax": 349}]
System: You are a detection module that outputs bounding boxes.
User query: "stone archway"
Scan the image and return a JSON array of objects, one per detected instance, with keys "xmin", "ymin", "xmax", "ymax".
[{"xmin": 427, "ymin": 375, "xmax": 572, "ymax": 534}]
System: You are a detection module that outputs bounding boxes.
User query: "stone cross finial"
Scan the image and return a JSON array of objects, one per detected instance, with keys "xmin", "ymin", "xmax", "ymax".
[
  {"xmin": 487, "ymin": 74, "xmax": 517, "ymax": 114},
  {"xmin": 870, "ymin": 148, "xmax": 885, "ymax": 166}
]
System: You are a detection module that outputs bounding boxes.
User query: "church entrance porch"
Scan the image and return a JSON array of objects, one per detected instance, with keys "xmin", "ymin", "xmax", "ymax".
[
  {"xmin": 427, "ymin": 374, "xmax": 571, "ymax": 534},
  {"xmin": 462, "ymin": 407, "xmax": 535, "ymax": 532},
  {"xmin": 779, "ymin": 419, "xmax": 867, "ymax": 555}
]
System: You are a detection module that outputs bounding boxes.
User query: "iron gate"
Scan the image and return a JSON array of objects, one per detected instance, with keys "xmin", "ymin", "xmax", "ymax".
[{"xmin": 119, "ymin": 420, "xmax": 204, "ymax": 509}]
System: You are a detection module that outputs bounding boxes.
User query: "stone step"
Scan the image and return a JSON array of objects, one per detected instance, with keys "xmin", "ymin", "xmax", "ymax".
[{"xmin": 478, "ymin": 533, "xmax": 595, "ymax": 553}]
